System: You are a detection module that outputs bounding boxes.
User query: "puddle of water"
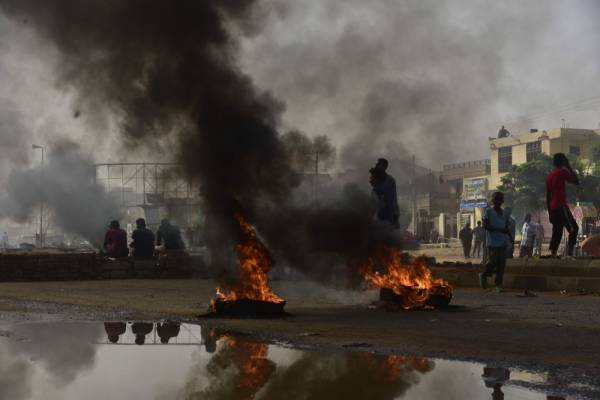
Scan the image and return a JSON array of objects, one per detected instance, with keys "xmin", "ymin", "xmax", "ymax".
[{"xmin": 0, "ymin": 322, "xmax": 594, "ymax": 400}]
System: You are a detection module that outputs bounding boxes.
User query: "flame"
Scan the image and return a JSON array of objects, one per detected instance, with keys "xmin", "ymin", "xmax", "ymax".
[
  {"xmin": 213, "ymin": 213, "xmax": 283, "ymax": 305},
  {"xmin": 361, "ymin": 246, "xmax": 452, "ymax": 310}
]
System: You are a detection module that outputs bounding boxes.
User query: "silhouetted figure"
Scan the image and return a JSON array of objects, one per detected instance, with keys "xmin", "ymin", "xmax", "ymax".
[
  {"xmin": 156, "ymin": 219, "xmax": 184, "ymax": 250},
  {"xmin": 459, "ymin": 223, "xmax": 473, "ymax": 258},
  {"xmin": 369, "ymin": 158, "xmax": 399, "ymax": 228},
  {"xmin": 130, "ymin": 218, "xmax": 155, "ymax": 257},
  {"xmin": 103, "ymin": 220, "xmax": 128, "ymax": 258},
  {"xmin": 497, "ymin": 125, "xmax": 510, "ymax": 138},
  {"xmin": 131, "ymin": 322, "xmax": 153, "ymax": 345},
  {"xmin": 157, "ymin": 321, "xmax": 181, "ymax": 344},
  {"xmin": 202, "ymin": 325, "xmax": 218, "ymax": 353},
  {"xmin": 547, "ymin": 153, "xmax": 579, "ymax": 257},
  {"xmin": 104, "ymin": 322, "xmax": 126, "ymax": 343},
  {"xmin": 505, "ymin": 211, "xmax": 516, "ymax": 259},
  {"xmin": 472, "ymin": 221, "xmax": 485, "ymax": 258},
  {"xmin": 482, "ymin": 366, "xmax": 509, "ymax": 400}
]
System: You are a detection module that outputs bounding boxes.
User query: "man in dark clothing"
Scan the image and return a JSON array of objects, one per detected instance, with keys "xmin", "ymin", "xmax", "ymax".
[
  {"xmin": 459, "ymin": 223, "xmax": 473, "ymax": 258},
  {"xmin": 157, "ymin": 321, "xmax": 181, "ymax": 344},
  {"xmin": 130, "ymin": 218, "xmax": 155, "ymax": 257},
  {"xmin": 156, "ymin": 219, "xmax": 184, "ymax": 250},
  {"xmin": 369, "ymin": 158, "xmax": 399, "ymax": 228},
  {"xmin": 472, "ymin": 221, "xmax": 486, "ymax": 258},
  {"xmin": 103, "ymin": 220, "xmax": 128, "ymax": 258},
  {"xmin": 104, "ymin": 322, "xmax": 126, "ymax": 343},
  {"xmin": 546, "ymin": 153, "xmax": 579, "ymax": 257},
  {"xmin": 131, "ymin": 322, "xmax": 153, "ymax": 345}
]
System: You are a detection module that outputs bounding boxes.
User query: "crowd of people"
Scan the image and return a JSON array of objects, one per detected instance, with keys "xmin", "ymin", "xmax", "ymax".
[
  {"xmin": 477, "ymin": 152, "xmax": 579, "ymax": 292},
  {"xmin": 369, "ymin": 153, "xmax": 581, "ymax": 293},
  {"xmin": 103, "ymin": 218, "xmax": 184, "ymax": 259},
  {"xmin": 104, "ymin": 321, "xmax": 181, "ymax": 345}
]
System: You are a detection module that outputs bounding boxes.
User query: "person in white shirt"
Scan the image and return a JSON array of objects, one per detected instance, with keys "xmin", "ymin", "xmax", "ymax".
[
  {"xmin": 519, "ymin": 214, "xmax": 535, "ymax": 258},
  {"xmin": 1, "ymin": 232, "xmax": 8, "ymax": 249}
]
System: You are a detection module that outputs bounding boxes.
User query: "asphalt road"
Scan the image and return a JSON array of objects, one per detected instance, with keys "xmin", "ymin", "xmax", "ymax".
[{"xmin": 0, "ymin": 278, "xmax": 598, "ymax": 389}]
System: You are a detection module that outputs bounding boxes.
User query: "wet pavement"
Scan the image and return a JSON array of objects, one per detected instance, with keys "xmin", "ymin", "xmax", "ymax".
[{"xmin": 0, "ymin": 322, "xmax": 596, "ymax": 399}]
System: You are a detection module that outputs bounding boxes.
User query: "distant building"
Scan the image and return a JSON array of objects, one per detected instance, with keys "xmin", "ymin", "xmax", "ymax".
[
  {"xmin": 489, "ymin": 128, "xmax": 600, "ymax": 189},
  {"xmin": 442, "ymin": 159, "xmax": 491, "ymax": 199}
]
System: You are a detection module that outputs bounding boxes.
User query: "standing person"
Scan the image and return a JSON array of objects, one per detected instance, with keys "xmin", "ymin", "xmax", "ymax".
[
  {"xmin": 472, "ymin": 221, "xmax": 485, "ymax": 258},
  {"xmin": 1, "ymin": 232, "xmax": 8, "ymax": 249},
  {"xmin": 130, "ymin": 218, "xmax": 155, "ymax": 257},
  {"xmin": 533, "ymin": 219, "xmax": 545, "ymax": 256},
  {"xmin": 103, "ymin": 220, "xmax": 128, "ymax": 258},
  {"xmin": 519, "ymin": 213, "xmax": 535, "ymax": 258},
  {"xmin": 459, "ymin": 223, "xmax": 473, "ymax": 259},
  {"xmin": 505, "ymin": 209, "xmax": 516, "ymax": 259},
  {"xmin": 156, "ymin": 219, "xmax": 185, "ymax": 250},
  {"xmin": 369, "ymin": 158, "xmax": 400, "ymax": 229},
  {"xmin": 480, "ymin": 192, "xmax": 512, "ymax": 292},
  {"xmin": 546, "ymin": 153, "xmax": 579, "ymax": 257}
]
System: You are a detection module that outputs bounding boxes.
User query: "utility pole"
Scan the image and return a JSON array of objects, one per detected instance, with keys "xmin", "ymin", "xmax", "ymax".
[
  {"xmin": 411, "ymin": 155, "xmax": 417, "ymax": 237},
  {"xmin": 313, "ymin": 151, "xmax": 320, "ymax": 206},
  {"xmin": 32, "ymin": 144, "xmax": 45, "ymax": 248}
]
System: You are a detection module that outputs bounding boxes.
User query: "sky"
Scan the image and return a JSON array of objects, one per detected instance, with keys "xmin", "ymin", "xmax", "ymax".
[{"xmin": 1, "ymin": 0, "xmax": 600, "ymax": 173}]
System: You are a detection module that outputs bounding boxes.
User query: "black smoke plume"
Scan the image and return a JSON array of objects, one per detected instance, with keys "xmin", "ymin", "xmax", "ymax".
[{"xmin": 0, "ymin": 0, "xmax": 400, "ymax": 285}]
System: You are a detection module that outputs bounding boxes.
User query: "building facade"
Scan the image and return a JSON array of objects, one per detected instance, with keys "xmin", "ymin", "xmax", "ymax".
[{"xmin": 489, "ymin": 128, "xmax": 600, "ymax": 189}]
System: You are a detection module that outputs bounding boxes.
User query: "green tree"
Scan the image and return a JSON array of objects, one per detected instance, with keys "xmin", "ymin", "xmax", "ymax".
[{"xmin": 498, "ymin": 153, "xmax": 600, "ymax": 223}]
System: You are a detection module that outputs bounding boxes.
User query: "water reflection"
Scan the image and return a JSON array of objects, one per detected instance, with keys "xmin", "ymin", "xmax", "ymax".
[{"xmin": 0, "ymin": 322, "xmax": 593, "ymax": 400}]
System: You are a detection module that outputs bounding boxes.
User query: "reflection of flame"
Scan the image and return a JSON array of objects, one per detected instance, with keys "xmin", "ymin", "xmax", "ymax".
[
  {"xmin": 213, "ymin": 213, "xmax": 283, "ymax": 305},
  {"xmin": 356, "ymin": 353, "xmax": 433, "ymax": 382},
  {"xmin": 361, "ymin": 246, "xmax": 452, "ymax": 309},
  {"xmin": 219, "ymin": 337, "xmax": 275, "ymax": 400}
]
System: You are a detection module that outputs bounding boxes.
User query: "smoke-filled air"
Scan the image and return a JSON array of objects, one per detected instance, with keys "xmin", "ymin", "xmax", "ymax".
[{"xmin": 1, "ymin": 0, "xmax": 600, "ymax": 285}]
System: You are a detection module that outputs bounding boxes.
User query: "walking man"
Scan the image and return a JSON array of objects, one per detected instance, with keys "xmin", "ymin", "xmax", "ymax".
[
  {"xmin": 459, "ymin": 223, "xmax": 473, "ymax": 258},
  {"xmin": 472, "ymin": 221, "xmax": 485, "ymax": 258},
  {"xmin": 546, "ymin": 153, "xmax": 579, "ymax": 257},
  {"xmin": 480, "ymin": 192, "xmax": 512, "ymax": 292}
]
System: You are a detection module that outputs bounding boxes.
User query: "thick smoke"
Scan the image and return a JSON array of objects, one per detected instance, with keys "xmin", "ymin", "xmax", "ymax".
[
  {"xmin": 0, "ymin": 139, "xmax": 120, "ymax": 246},
  {"xmin": 0, "ymin": 0, "xmax": 402, "ymax": 285},
  {"xmin": 240, "ymin": 0, "xmax": 595, "ymax": 169}
]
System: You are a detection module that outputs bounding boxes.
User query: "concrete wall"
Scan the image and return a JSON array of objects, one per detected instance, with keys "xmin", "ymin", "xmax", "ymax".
[{"xmin": 0, "ymin": 252, "xmax": 195, "ymax": 282}]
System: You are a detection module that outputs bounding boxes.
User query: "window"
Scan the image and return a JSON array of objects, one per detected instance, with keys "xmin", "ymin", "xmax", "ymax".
[
  {"xmin": 570, "ymin": 145, "xmax": 581, "ymax": 156},
  {"xmin": 526, "ymin": 141, "xmax": 542, "ymax": 162},
  {"xmin": 498, "ymin": 146, "xmax": 512, "ymax": 173}
]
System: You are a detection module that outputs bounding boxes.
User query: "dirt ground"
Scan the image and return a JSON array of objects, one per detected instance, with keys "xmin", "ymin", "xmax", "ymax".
[{"xmin": 0, "ymin": 278, "xmax": 599, "ymax": 384}]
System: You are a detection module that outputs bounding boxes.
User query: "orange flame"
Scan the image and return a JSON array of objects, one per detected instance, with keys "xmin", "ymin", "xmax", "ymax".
[
  {"xmin": 355, "ymin": 352, "xmax": 432, "ymax": 382},
  {"xmin": 361, "ymin": 246, "xmax": 452, "ymax": 310},
  {"xmin": 214, "ymin": 213, "xmax": 283, "ymax": 305},
  {"xmin": 214, "ymin": 336, "xmax": 275, "ymax": 400}
]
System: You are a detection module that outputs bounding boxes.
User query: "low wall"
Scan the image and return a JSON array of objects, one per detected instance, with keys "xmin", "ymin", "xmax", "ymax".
[
  {"xmin": 432, "ymin": 257, "xmax": 600, "ymax": 291},
  {"xmin": 0, "ymin": 252, "xmax": 194, "ymax": 282}
]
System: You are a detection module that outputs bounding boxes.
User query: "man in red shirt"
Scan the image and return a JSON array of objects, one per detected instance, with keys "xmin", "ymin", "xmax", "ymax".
[{"xmin": 546, "ymin": 153, "xmax": 579, "ymax": 257}]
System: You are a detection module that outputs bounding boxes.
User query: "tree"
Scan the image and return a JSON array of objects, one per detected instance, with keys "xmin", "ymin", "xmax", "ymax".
[{"xmin": 498, "ymin": 153, "xmax": 600, "ymax": 223}]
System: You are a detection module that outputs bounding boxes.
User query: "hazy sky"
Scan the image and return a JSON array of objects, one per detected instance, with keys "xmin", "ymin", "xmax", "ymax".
[{"xmin": 1, "ymin": 0, "xmax": 600, "ymax": 171}]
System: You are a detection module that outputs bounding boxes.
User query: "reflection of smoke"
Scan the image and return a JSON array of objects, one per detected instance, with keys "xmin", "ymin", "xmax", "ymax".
[
  {"xmin": 260, "ymin": 352, "xmax": 433, "ymax": 400},
  {"xmin": 0, "ymin": 345, "xmax": 33, "ymax": 400},
  {"xmin": 8, "ymin": 322, "xmax": 103, "ymax": 384},
  {"xmin": 0, "ymin": 139, "xmax": 120, "ymax": 246}
]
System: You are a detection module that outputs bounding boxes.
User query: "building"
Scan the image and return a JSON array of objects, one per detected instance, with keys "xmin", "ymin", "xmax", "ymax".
[
  {"xmin": 442, "ymin": 159, "xmax": 491, "ymax": 198},
  {"xmin": 489, "ymin": 128, "xmax": 600, "ymax": 189}
]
